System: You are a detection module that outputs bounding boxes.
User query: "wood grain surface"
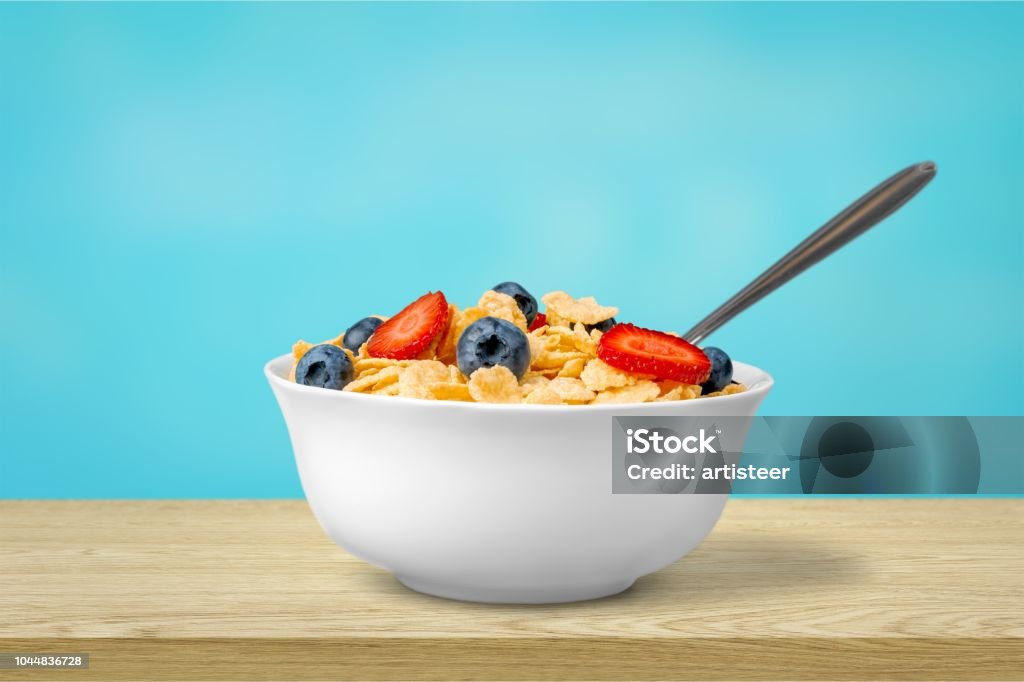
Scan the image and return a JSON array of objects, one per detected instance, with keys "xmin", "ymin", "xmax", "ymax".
[{"xmin": 1, "ymin": 499, "xmax": 1021, "ymax": 680}]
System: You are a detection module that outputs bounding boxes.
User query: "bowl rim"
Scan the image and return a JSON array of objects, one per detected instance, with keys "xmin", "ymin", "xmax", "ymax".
[{"xmin": 265, "ymin": 353, "xmax": 773, "ymax": 413}]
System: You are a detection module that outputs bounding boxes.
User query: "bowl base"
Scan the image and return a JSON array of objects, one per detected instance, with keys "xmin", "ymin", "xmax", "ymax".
[{"xmin": 396, "ymin": 575, "xmax": 636, "ymax": 604}]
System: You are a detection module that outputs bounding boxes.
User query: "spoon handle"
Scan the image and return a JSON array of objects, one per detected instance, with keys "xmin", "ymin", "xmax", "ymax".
[{"xmin": 683, "ymin": 161, "xmax": 937, "ymax": 345}]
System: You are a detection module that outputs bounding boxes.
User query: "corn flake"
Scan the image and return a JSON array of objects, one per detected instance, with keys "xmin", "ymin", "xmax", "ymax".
[
  {"xmin": 292, "ymin": 340, "xmax": 313, "ymax": 360},
  {"xmin": 657, "ymin": 386, "xmax": 700, "ymax": 401},
  {"xmin": 591, "ymin": 380, "xmax": 661, "ymax": 405},
  {"xmin": 355, "ymin": 357, "xmax": 411, "ymax": 372},
  {"xmin": 541, "ymin": 291, "xmax": 618, "ymax": 325},
  {"xmin": 531, "ymin": 350, "xmax": 589, "ymax": 372},
  {"xmin": 527, "ymin": 330, "xmax": 551, "ymax": 360},
  {"xmin": 430, "ymin": 382, "xmax": 473, "ymax": 401},
  {"xmin": 571, "ymin": 324, "xmax": 598, "ymax": 355},
  {"xmin": 345, "ymin": 365, "xmax": 402, "ymax": 393},
  {"xmin": 557, "ymin": 357, "xmax": 587, "ymax": 378},
  {"xmin": 522, "ymin": 385, "xmax": 564, "ymax": 405},
  {"xmin": 656, "ymin": 380, "xmax": 702, "ymax": 402},
  {"xmin": 440, "ymin": 306, "xmax": 491, "ymax": 363},
  {"xmin": 580, "ymin": 359, "xmax": 637, "ymax": 392},
  {"xmin": 547, "ymin": 377, "xmax": 595, "ymax": 404},
  {"xmin": 702, "ymin": 383, "xmax": 746, "ymax": 398},
  {"xmin": 467, "ymin": 365, "xmax": 521, "ymax": 404},
  {"xmin": 477, "ymin": 290, "xmax": 528, "ymax": 331},
  {"xmin": 520, "ymin": 373, "xmax": 549, "ymax": 389},
  {"xmin": 520, "ymin": 373, "xmax": 551, "ymax": 391},
  {"xmin": 544, "ymin": 325, "xmax": 578, "ymax": 351},
  {"xmin": 397, "ymin": 360, "xmax": 451, "ymax": 399},
  {"xmin": 434, "ymin": 304, "xmax": 461, "ymax": 363}
]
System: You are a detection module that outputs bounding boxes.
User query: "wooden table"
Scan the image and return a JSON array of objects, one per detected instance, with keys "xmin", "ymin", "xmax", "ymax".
[{"xmin": 1, "ymin": 499, "xmax": 1021, "ymax": 680}]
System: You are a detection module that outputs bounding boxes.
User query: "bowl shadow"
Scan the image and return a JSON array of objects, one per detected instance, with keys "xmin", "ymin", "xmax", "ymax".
[{"xmin": 619, "ymin": 533, "xmax": 867, "ymax": 606}]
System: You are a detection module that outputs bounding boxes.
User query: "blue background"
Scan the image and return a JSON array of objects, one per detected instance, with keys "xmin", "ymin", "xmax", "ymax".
[{"xmin": 2, "ymin": 2, "xmax": 1021, "ymax": 498}]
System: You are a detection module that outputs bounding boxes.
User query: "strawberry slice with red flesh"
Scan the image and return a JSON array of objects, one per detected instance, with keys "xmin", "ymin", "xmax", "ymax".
[
  {"xmin": 597, "ymin": 323, "xmax": 712, "ymax": 384},
  {"xmin": 528, "ymin": 312, "xmax": 548, "ymax": 332},
  {"xmin": 367, "ymin": 291, "xmax": 449, "ymax": 360}
]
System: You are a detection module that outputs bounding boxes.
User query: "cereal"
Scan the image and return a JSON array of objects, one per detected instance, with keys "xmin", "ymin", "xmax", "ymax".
[
  {"xmin": 545, "ymin": 325, "xmax": 579, "ymax": 351},
  {"xmin": 656, "ymin": 385, "xmax": 700, "ymax": 401},
  {"xmin": 703, "ymin": 383, "xmax": 746, "ymax": 398},
  {"xmin": 355, "ymin": 357, "xmax": 411, "ymax": 372},
  {"xmin": 522, "ymin": 385, "xmax": 564, "ymax": 405},
  {"xmin": 579, "ymin": 358, "xmax": 638, "ymax": 392},
  {"xmin": 434, "ymin": 304, "xmax": 462, "ymax": 364},
  {"xmin": 430, "ymin": 382, "xmax": 473, "ymax": 401},
  {"xmin": 519, "ymin": 375, "xmax": 557, "ymax": 401},
  {"xmin": 541, "ymin": 291, "xmax": 618, "ymax": 325},
  {"xmin": 439, "ymin": 305, "xmax": 490, "ymax": 363},
  {"xmin": 531, "ymin": 350, "xmax": 590, "ymax": 371},
  {"xmin": 557, "ymin": 357, "xmax": 587, "ymax": 379},
  {"xmin": 522, "ymin": 369, "xmax": 552, "ymax": 382},
  {"xmin": 293, "ymin": 340, "xmax": 313, "ymax": 361},
  {"xmin": 571, "ymin": 324, "xmax": 598, "ymax": 355},
  {"xmin": 654, "ymin": 380, "xmax": 702, "ymax": 402},
  {"xmin": 467, "ymin": 365, "xmax": 521, "ymax": 403},
  {"xmin": 547, "ymin": 377, "xmax": 596, "ymax": 404},
  {"xmin": 397, "ymin": 360, "xmax": 451, "ymax": 399},
  {"xmin": 354, "ymin": 366, "xmax": 381, "ymax": 379},
  {"xmin": 417, "ymin": 333, "xmax": 445, "ymax": 361},
  {"xmin": 527, "ymin": 330, "xmax": 550, "ymax": 360},
  {"xmin": 290, "ymin": 286, "xmax": 746, "ymax": 404},
  {"xmin": 477, "ymin": 290, "xmax": 529, "ymax": 331},
  {"xmin": 345, "ymin": 365, "xmax": 402, "ymax": 393},
  {"xmin": 520, "ymin": 374, "xmax": 551, "ymax": 392},
  {"xmin": 551, "ymin": 346, "xmax": 580, "ymax": 366},
  {"xmin": 591, "ymin": 380, "xmax": 661, "ymax": 405}
]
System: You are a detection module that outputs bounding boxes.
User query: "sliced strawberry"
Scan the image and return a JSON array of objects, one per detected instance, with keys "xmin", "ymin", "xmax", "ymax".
[
  {"xmin": 597, "ymin": 323, "xmax": 711, "ymax": 384},
  {"xmin": 368, "ymin": 291, "xmax": 449, "ymax": 360},
  {"xmin": 528, "ymin": 312, "xmax": 548, "ymax": 332}
]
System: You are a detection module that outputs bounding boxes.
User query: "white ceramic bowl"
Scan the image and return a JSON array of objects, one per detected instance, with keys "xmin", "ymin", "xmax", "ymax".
[{"xmin": 266, "ymin": 354, "xmax": 772, "ymax": 603}]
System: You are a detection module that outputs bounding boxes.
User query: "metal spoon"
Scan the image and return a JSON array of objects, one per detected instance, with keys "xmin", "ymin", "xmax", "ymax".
[{"xmin": 683, "ymin": 161, "xmax": 938, "ymax": 345}]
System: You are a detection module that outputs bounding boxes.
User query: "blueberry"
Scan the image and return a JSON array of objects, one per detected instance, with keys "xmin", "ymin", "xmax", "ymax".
[
  {"xmin": 342, "ymin": 316, "xmax": 383, "ymax": 353},
  {"xmin": 586, "ymin": 317, "xmax": 617, "ymax": 333},
  {"xmin": 700, "ymin": 347, "xmax": 734, "ymax": 394},
  {"xmin": 492, "ymin": 281, "xmax": 538, "ymax": 325},
  {"xmin": 457, "ymin": 316, "xmax": 531, "ymax": 380},
  {"xmin": 295, "ymin": 344, "xmax": 354, "ymax": 390}
]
